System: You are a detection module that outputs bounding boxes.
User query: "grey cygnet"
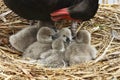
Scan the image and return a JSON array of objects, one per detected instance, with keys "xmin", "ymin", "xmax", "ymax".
[
  {"xmin": 23, "ymin": 27, "xmax": 56, "ymax": 59},
  {"xmin": 65, "ymin": 30, "xmax": 97, "ymax": 66},
  {"xmin": 9, "ymin": 26, "xmax": 39, "ymax": 52},
  {"xmin": 39, "ymin": 35, "xmax": 69, "ymax": 68}
]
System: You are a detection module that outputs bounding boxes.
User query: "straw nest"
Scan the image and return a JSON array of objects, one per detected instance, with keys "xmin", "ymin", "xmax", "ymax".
[{"xmin": 0, "ymin": 1, "xmax": 120, "ymax": 80}]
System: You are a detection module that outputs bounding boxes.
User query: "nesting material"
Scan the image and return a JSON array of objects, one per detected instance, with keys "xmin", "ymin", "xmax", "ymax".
[{"xmin": 0, "ymin": 0, "xmax": 120, "ymax": 79}]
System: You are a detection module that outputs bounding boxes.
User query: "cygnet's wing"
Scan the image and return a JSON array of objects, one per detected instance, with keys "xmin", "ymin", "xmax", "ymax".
[
  {"xmin": 87, "ymin": 45, "xmax": 97, "ymax": 59},
  {"xmin": 66, "ymin": 43, "xmax": 97, "ymax": 66},
  {"xmin": 69, "ymin": 52, "xmax": 91, "ymax": 66},
  {"xmin": 23, "ymin": 42, "xmax": 42, "ymax": 59},
  {"xmin": 9, "ymin": 26, "xmax": 39, "ymax": 52},
  {"xmin": 23, "ymin": 41, "xmax": 51, "ymax": 59},
  {"xmin": 40, "ymin": 50, "xmax": 53, "ymax": 59},
  {"xmin": 40, "ymin": 50, "xmax": 65, "ymax": 68},
  {"xmin": 40, "ymin": 52, "xmax": 58, "ymax": 67},
  {"xmin": 78, "ymin": 44, "xmax": 97, "ymax": 60}
]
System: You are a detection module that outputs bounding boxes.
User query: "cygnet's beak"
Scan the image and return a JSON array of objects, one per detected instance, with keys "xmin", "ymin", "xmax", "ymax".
[
  {"xmin": 52, "ymin": 33, "xmax": 59, "ymax": 40},
  {"xmin": 66, "ymin": 36, "xmax": 73, "ymax": 44},
  {"xmin": 72, "ymin": 36, "xmax": 76, "ymax": 40},
  {"xmin": 66, "ymin": 37, "xmax": 70, "ymax": 44},
  {"xmin": 51, "ymin": 26, "xmax": 57, "ymax": 32}
]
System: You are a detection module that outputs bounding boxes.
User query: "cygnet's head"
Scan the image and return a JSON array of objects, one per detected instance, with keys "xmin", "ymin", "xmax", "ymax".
[
  {"xmin": 58, "ymin": 28, "xmax": 72, "ymax": 44},
  {"xmin": 75, "ymin": 30, "xmax": 91, "ymax": 44},
  {"xmin": 52, "ymin": 28, "xmax": 73, "ymax": 51},
  {"xmin": 37, "ymin": 27, "xmax": 56, "ymax": 43}
]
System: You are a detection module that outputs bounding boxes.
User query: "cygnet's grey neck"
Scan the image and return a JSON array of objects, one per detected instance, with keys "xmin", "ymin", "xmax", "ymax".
[{"xmin": 52, "ymin": 38, "xmax": 65, "ymax": 51}]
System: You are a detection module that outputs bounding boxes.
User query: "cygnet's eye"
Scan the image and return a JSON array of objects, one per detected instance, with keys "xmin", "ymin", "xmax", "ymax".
[
  {"xmin": 63, "ymin": 35, "xmax": 66, "ymax": 37},
  {"xmin": 48, "ymin": 35, "xmax": 51, "ymax": 37}
]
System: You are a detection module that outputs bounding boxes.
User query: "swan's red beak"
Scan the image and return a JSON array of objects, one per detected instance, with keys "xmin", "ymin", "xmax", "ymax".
[{"xmin": 50, "ymin": 8, "xmax": 74, "ymax": 21}]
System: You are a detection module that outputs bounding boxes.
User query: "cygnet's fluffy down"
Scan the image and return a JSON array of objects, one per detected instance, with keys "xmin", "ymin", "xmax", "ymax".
[
  {"xmin": 38, "ymin": 27, "xmax": 73, "ymax": 68},
  {"xmin": 65, "ymin": 30, "xmax": 97, "ymax": 66},
  {"xmin": 23, "ymin": 27, "xmax": 56, "ymax": 59},
  {"xmin": 39, "ymin": 36, "xmax": 68, "ymax": 68},
  {"xmin": 9, "ymin": 26, "xmax": 39, "ymax": 52}
]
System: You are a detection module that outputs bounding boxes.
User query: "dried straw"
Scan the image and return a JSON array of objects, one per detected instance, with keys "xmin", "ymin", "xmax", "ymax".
[{"xmin": 0, "ymin": 0, "xmax": 120, "ymax": 79}]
